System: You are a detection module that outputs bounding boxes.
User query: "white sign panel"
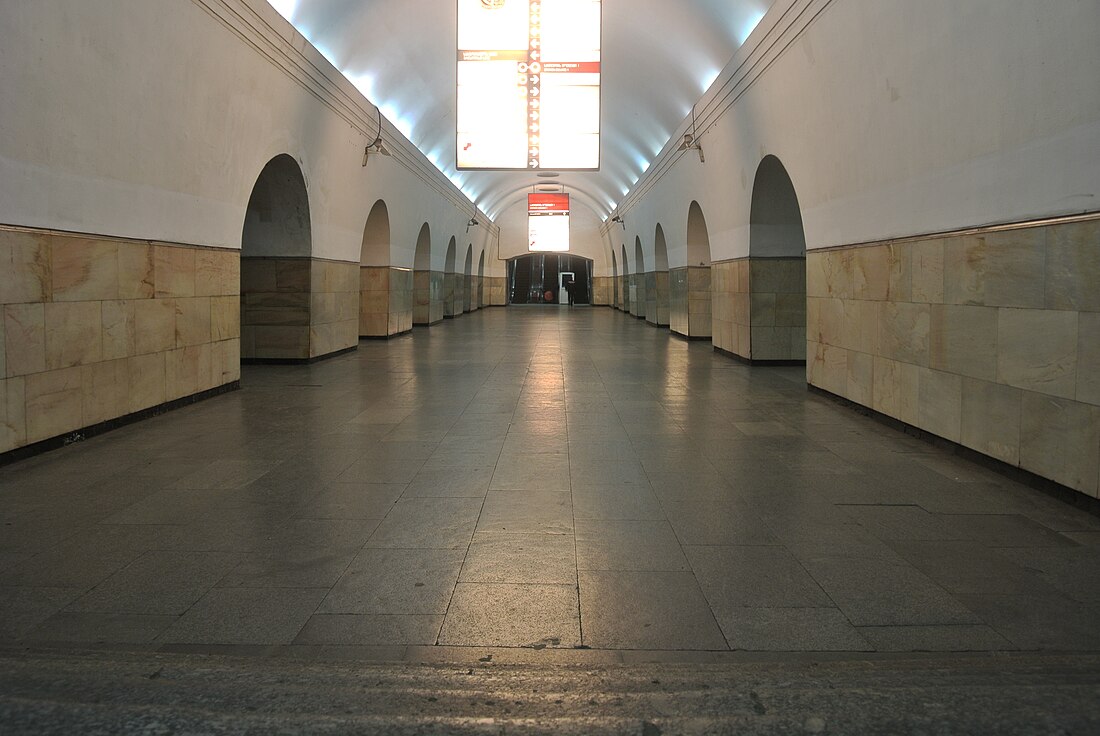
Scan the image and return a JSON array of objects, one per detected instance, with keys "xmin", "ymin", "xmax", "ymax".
[
  {"xmin": 528, "ymin": 193, "xmax": 570, "ymax": 251},
  {"xmin": 458, "ymin": 0, "xmax": 601, "ymax": 170}
]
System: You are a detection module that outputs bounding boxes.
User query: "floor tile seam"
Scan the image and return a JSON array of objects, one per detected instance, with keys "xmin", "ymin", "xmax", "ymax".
[
  {"xmin": 435, "ymin": 485, "xmax": 492, "ymax": 646},
  {"xmin": 628, "ymin": 370, "xmax": 733, "ymax": 653}
]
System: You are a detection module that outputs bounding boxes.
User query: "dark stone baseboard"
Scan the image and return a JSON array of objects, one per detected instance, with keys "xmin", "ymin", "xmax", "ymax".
[
  {"xmin": 713, "ymin": 346, "xmax": 807, "ymax": 367},
  {"xmin": 359, "ymin": 329, "xmax": 412, "ymax": 341},
  {"xmin": 807, "ymin": 384, "xmax": 1100, "ymax": 519},
  {"xmin": 242, "ymin": 345, "xmax": 357, "ymax": 365},
  {"xmin": 0, "ymin": 381, "xmax": 241, "ymax": 468}
]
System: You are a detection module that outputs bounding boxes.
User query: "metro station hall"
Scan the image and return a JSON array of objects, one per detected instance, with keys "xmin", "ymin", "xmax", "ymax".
[{"xmin": 1, "ymin": 1, "xmax": 1099, "ymax": 732}]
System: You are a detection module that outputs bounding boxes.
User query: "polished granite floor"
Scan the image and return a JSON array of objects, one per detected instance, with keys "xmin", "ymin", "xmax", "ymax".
[{"xmin": 1, "ymin": 307, "xmax": 1099, "ymax": 659}]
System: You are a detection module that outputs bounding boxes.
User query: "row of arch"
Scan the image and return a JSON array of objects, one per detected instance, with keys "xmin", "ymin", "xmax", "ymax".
[
  {"xmin": 607, "ymin": 155, "xmax": 807, "ymax": 362},
  {"xmin": 240, "ymin": 153, "xmax": 491, "ymax": 361}
]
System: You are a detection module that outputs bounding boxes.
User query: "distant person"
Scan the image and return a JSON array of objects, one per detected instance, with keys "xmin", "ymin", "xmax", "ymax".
[{"xmin": 564, "ymin": 276, "xmax": 576, "ymax": 307}]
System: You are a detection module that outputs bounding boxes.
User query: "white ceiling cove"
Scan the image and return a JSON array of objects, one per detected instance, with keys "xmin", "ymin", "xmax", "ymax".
[{"xmin": 269, "ymin": 0, "xmax": 772, "ymax": 221}]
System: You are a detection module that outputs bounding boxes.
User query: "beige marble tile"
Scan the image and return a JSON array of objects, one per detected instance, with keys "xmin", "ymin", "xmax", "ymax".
[
  {"xmin": 175, "ymin": 297, "xmax": 211, "ymax": 348},
  {"xmin": 872, "ymin": 356, "xmax": 919, "ymax": 425},
  {"xmin": 1045, "ymin": 219, "xmax": 1100, "ymax": 312},
  {"xmin": 249, "ymin": 325, "xmax": 309, "ymax": 360},
  {"xmin": 128, "ymin": 351, "xmax": 166, "ymax": 413},
  {"xmin": 0, "ymin": 230, "xmax": 50, "ymax": 304},
  {"xmin": 241, "ymin": 258, "xmax": 279, "ymax": 293},
  {"xmin": 45, "ymin": 301, "xmax": 103, "ymax": 369},
  {"xmin": 50, "ymin": 238, "xmax": 118, "ymax": 302},
  {"xmin": 774, "ymin": 292, "xmax": 806, "ymax": 327},
  {"xmin": 154, "ymin": 245, "xmax": 197, "ymax": 298},
  {"xmin": 909, "ymin": 239, "xmax": 944, "ymax": 304},
  {"xmin": 0, "ymin": 312, "xmax": 5, "ymax": 378},
  {"xmin": 918, "ymin": 368, "xmax": 963, "ymax": 443},
  {"xmin": 944, "ymin": 228, "xmax": 1045, "ymax": 308},
  {"xmin": 134, "ymin": 298, "xmax": 177, "ymax": 355},
  {"xmin": 361, "ymin": 266, "xmax": 388, "ymax": 292},
  {"xmin": 961, "ymin": 378, "xmax": 1022, "ymax": 465},
  {"xmin": 1020, "ymin": 392, "xmax": 1100, "ymax": 495},
  {"xmin": 751, "ymin": 326, "xmax": 795, "ymax": 361},
  {"xmin": 275, "ymin": 259, "xmax": 310, "ymax": 293},
  {"xmin": 211, "ymin": 338, "xmax": 241, "ymax": 387},
  {"xmin": 196, "ymin": 248, "xmax": 240, "ymax": 298},
  {"xmin": 210, "ymin": 295, "xmax": 240, "ymax": 342},
  {"xmin": 878, "ymin": 301, "xmax": 930, "ymax": 366},
  {"xmin": 750, "ymin": 292, "xmax": 777, "ymax": 327},
  {"xmin": 117, "ymin": 242, "xmax": 155, "ymax": 299},
  {"xmin": 997, "ymin": 308, "xmax": 1077, "ymax": 399},
  {"xmin": 929, "ymin": 305, "xmax": 998, "ymax": 381},
  {"xmin": 4, "ymin": 303, "xmax": 46, "ymax": 377},
  {"xmin": 808, "ymin": 341, "xmax": 847, "ymax": 398},
  {"xmin": 101, "ymin": 299, "xmax": 136, "ymax": 360},
  {"xmin": 25, "ymin": 366, "xmax": 83, "ymax": 443},
  {"xmin": 1078, "ymin": 312, "xmax": 1100, "ymax": 406},
  {"xmin": 0, "ymin": 377, "xmax": 27, "ymax": 452},
  {"xmin": 841, "ymin": 299, "xmax": 879, "ymax": 355},
  {"xmin": 165, "ymin": 344, "xmax": 212, "ymax": 401},
  {"xmin": 851, "ymin": 246, "xmax": 889, "ymax": 301},
  {"xmin": 81, "ymin": 358, "xmax": 130, "ymax": 426},
  {"xmin": 846, "ymin": 350, "xmax": 874, "ymax": 406}
]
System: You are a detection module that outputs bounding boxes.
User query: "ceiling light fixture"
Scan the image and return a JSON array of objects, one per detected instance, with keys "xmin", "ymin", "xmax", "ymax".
[
  {"xmin": 362, "ymin": 107, "xmax": 391, "ymax": 166},
  {"xmin": 677, "ymin": 105, "xmax": 705, "ymax": 163}
]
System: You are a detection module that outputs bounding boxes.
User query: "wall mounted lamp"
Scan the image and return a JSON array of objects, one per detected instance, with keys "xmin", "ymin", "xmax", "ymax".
[
  {"xmin": 677, "ymin": 106, "xmax": 706, "ymax": 163},
  {"xmin": 362, "ymin": 108, "xmax": 391, "ymax": 166},
  {"xmin": 611, "ymin": 215, "xmax": 625, "ymax": 230}
]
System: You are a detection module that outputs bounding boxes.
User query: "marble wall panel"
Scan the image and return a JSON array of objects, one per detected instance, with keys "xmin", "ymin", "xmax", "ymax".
[
  {"xmin": 360, "ymin": 266, "xmax": 413, "ymax": 337},
  {"xmin": 52, "ymin": 239, "xmax": 118, "ymax": 301},
  {"xmin": 808, "ymin": 217, "xmax": 1100, "ymax": 497},
  {"xmin": 929, "ymin": 305, "xmax": 998, "ymax": 381},
  {"xmin": 996, "ymin": 308, "xmax": 1077, "ymax": 400},
  {"xmin": 4, "ymin": 303, "xmax": 46, "ymax": 377},
  {"xmin": 0, "ymin": 232, "xmax": 50, "ymax": 304},
  {"xmin": 25, "ymin": 366, "xmax": 83, "ymax": 444},
  {"xmin": 45, "ymin": 301, "xmax": 103, "ymax": 369},
  {"xmin": 154, "ymin": 245, "xmax": 197, "ymax": 298},
  {"xmin": 1045, "ymin": 219, "xmax": 1100, "ymax": 312},
  {"xmin": 944, "ymin": 228, "xmax": 1046, "ymax": 308},
  {"xmin": 82, "ymin": 358, "xmax": 129, "ymax": 426},
  {"xmin": 443, "ymin": 274, "xmax": 457, "ymax": 317},
  {"xmin": 1078, "ymin": 313, "xmax": 1100, "ymax": 406},
  {"xmin": 1, "ymin": 377, "xmax": 27, "ymax": 451},
  {"xmin": 117, "ymin": 243, "xmax": 155, "ymax": 300}
]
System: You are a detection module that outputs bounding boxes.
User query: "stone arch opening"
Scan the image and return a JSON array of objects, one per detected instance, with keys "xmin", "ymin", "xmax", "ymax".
[
  {"xmin": 477, "ymin": 251, "xmax": 486, "ymax": 308},
  {"xmin": 746, "ymin": 155, "xmax": 807, "ymax": 362},
  {"xmin": 632, "ymin": 236, "xmax": 646, "ymax": 318},
  {"xmin": 621, "ymin": 243, "xmax": 630, "ymax": 313},
  {"xmin": 444, "ymin": 236, "xmax": 458, "ymax": 318},
  {"xmin": 611, "ymin": 249, "xmax": 618, "ymax": 309},
  {"xmin": 413, "ymin": 223, "xmax": 439, "ymax": 325},
  {"xmin": 462, "ymin": 244, "xmax": 474, "ymax": 313},
  {"xmin": 648, "ymin": 223, "xmax": 670, "ymax": 326},
  {"xmin": 241, "ymin": 154, "xmax": 312, "ymax": 361},
  {"xmin": 673, "ymin": 200, "xmax": 713, "ymax": 338},
  {"xmin": 359, "ymin": 199, "xmax": 410, "ymax": 337}
]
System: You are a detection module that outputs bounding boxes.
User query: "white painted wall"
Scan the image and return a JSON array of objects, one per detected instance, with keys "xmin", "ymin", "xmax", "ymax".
[
  {"xmin": 0, "ymin": 0, "xmax": 494, "ymax": 273},
  {"xmin": 615, "ymin": 0, "xmax": 1100, "ymax": 268}
]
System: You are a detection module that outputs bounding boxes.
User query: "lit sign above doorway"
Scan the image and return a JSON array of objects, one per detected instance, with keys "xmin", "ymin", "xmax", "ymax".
[
  {"xmin": 457, "ymin": 0, "xmax": 601, "ymax": 170},
  {"xmin": 528, "ymin": 192, "xmax": 570, "ymax": 251}
]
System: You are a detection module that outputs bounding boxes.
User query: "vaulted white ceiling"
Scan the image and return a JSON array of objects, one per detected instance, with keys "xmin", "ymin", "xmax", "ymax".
[{"xmin": 269, "ymin": 0, "xmax": 771, "ymax": 221}]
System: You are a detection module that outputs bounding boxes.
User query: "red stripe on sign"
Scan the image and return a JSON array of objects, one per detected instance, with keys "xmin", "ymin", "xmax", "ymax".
[
  {"xmin": 540, "ymin": 62, "xmax": 601, "ymax": 74},
  {"xmin": 528, "ymin": 193, "xmax": 570, "ymax": 213}
]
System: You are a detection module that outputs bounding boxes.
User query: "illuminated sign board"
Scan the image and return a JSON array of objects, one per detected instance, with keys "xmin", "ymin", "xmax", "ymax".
[
  {"xmin": 458, "ymin": 0, "xmax": 601, "ymax": 170},
  {"xmin": 528, "ymin": 193, "xmax": 570, "ymax": 251}
]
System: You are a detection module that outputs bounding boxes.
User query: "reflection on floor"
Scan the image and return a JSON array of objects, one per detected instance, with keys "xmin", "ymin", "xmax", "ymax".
[{"xmin": 1, "ymin": 307, "xmax": 1099, "ymax": 657}]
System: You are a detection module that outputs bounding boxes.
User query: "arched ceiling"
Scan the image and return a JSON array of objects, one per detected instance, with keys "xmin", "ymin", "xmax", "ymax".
[{"xmin": 269, "ymin": 0, "xmax": 771, "ymax": 221}]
